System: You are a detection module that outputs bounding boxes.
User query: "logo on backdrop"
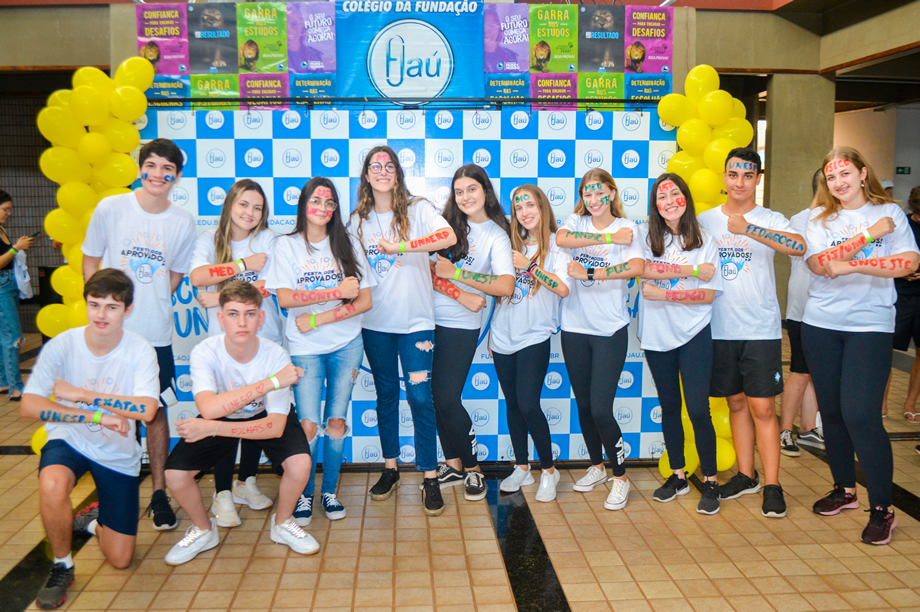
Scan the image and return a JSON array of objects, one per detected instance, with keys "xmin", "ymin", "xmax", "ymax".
[{"xmin": 367, "ymin": 20, "xmax": 454, "ymax": 102}]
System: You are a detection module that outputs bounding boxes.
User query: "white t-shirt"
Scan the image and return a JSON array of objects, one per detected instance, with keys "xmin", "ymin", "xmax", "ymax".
[
  {"xmin": 433, "ymin": 219, "xmax": 515, "ymax": 331},
  {"xmin": 803, "ymin": 202, "xmax": 920, "ymax": 333},
  {"xmin": 190, "ymin": 228, "xmax": 283, "ymax": 345},
  {"xmin": 82, "ymin": 192, "xmax": 196, "ymax": 347},
  {"xmin": 348, "ymin": 200, "xmax": 452, "ymax": 334},
  {"xmin": 697, "ymin": 205, "xmax": 794, "ymax": 341},
  {"xmin": 265, "ymin": 233, "xmax": 374, "ymax": 356},
  {"xmin": 636, "ymin": 225, "xmax": 722, "ymax": 352},
  {"xmin": 24, "ymin": 328, "xmax": 159, "ymax": 476},
  {"xmin": 190, "ymin": 335, "xmax": 292, "ymax": 419},
  {"xmin": 554, "ymin": 214, "xmax": 644, "ymax": 336},
  {"xmin": 490, "ymin": 235, "xmax": 562, "ymax": 354},
  {"xmin": 786, "ymin": 208, "xmax": 815, "ymax": 322}
]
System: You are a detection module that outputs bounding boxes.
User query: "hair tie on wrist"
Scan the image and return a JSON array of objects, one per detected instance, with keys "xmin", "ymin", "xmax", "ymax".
[
  {"xmin": 236, "ymin": 259, "xmax": 246, "ymax": 273},
  {"xmin": 863, "ymin": 229, "xmax": 873, "ymax": 243},
  {"xmin": 527, "ymin": 261, "xmax": 538, "ymax": 274}
]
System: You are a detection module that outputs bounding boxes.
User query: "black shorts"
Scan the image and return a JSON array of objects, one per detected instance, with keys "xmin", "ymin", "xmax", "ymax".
[
  {"xmin": 893, "ymin": 295, "xmax": 920, "ymax": 351},
  {"xmin": 165, "ymin": 411, "xmax": 309, "ymax": 474},
  {"xmin": 711, "ymin": 339, "xmax": 784, "ymax": 398},
  {"xmin": 39, "ymin": 440, "xmax": 140, "ymax": 537},
  {"xmin": 786, "ymin": 320, "xmax": 809, "ymax": 374}
]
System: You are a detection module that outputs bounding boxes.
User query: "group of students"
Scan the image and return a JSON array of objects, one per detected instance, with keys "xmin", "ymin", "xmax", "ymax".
[{"xmin": 19, "ymin": 137, "xmax": 919, "ymax": 609}]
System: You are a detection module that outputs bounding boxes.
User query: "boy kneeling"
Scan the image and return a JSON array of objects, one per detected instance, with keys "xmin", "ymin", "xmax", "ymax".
[
  {"xmin": 22, "ymin": 269, "xmax": 160, "ymax": 609},
  {"xmin": 164, "ymin": 281, "xmax": 318, "ymax": 565}
]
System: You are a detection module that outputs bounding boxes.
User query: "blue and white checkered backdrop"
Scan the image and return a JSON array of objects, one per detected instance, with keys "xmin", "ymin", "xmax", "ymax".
[{"xmin": 139, "ymin": 106, "xmax": 677, "ymax": 462}]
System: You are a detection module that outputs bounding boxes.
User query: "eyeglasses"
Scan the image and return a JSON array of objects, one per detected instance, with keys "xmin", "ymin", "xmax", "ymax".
[
  {"xmin": 369, "ymin": 162, "xmax": 397, "ymax": 175},
  {"xmin": 308, "ymin": 198, "xmax": 338, "ymax": 211}
]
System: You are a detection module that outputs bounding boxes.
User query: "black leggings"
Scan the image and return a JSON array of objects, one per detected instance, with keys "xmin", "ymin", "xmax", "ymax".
[
  {"xmin": 561, "ymin": 328, "xmax": 628, "ymax": 477},
  {"xmin": 801, "ymin": 323, "xmax": 893, "ymax": 508},
  {"xmin": 644, "ymin": 325, "xmax": 717, "ymax": 477},
  {"xmin": 432, "ymin": 326, "xmax": 480, "ymax": 468},
  {"xmin": 493, "ymin": 338, "xmax": 554, "ymax": 470},
  {"xmin": 213, "ymin": 440, "xmax": 262, "ymax": 492}
]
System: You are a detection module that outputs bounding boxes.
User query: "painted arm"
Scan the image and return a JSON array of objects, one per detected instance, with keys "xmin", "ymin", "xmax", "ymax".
[
  {"xmin": 826, "ymin": 253, "xmax": 920, "ymax": 279},
  {"xmin": 82, "ymin": 255, "xmax": 101, "ymax": 283},
  {"xmin": 275, "ymin": 278, "xmax": 360, "ymax": 309},
  {"xmin": 641, "ymin": 261, "xmax": 716, "ymax": 282},
  {"xmin": 49, "ymin": 379, "xmax": 158, "ymax": 423},
  {"xmin": 20, "ymin": 394, "xmax": 131, "ymax": 436},
  {"xmin": 193, "ymin": 362, "xmax": 302, "ymax": 420},
  {"xmin": 530, "ymin": 264, "xmax": 569, "ymax": 298},
  {"xmin": 555, "ymin": 227, "xmax": 633, "ymax": 249},
  {"xmin": 567, "ymin": 258, "xmax": 645, "ymax": 281},
  {"xmin": 294, "ymin": 287, "xmax": 372, "ymax": 333},
  {"xmin": 429, "ymin": 262, "xmax": 487, "ymax": 312},
  {"xmin": 433, "ymin": 255, "xmax": 513, "ymax": 297},
  {"xmin": 377, "ymin": 228, "xmax": 458, "ymax": 255},
  {"xmin": 641, "ymin": 282, "xmax": 716, "ymax": 305},
  {"xmin": 189, "ymin": 253, "xmax": 269, "ymax": 287},
  {"xmin": 175, "ymin": 411, "xmax": 288, "ymax": 443},
  {"xmin": 807, "ymin": 218, "xmax": 896, "ymax": 275}
]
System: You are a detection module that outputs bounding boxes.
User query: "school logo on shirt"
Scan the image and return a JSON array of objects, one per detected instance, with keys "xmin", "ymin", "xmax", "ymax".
[
  {"xmin": 831, "ymin": 223, "xmax": 879, "ymax": 260},
  {"xmin": 511, "ymin": 271, "xmax": 535, "ymax": 305},
  {"xmin": 296, "ymin": 257, "xmax": 343, "ymax": 304},
  {"xmin": 574, "ymin": 246, "xmax": 608, "ymax": 287},
  {"xmin": 228, "ymin": 380, "xmax": 265, "ymax": 416},
  {"xmin": 120, "ymin": 232, "xmax": 167, "ymax": 285},
  {"xmin": 366, "ymin": 230, "xmax": 402, "ymax": 277},
  {"xmin": 716, "ymin": 234, "xmax": 752, "ymax": 282}
]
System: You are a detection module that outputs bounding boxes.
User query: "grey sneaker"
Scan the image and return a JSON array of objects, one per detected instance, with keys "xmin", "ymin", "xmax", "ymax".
[
  {"xmin": 72, "ymin": 502, "xmax": 99, "ymax": 534},
  {"xmin": 653, "ymin": 473, "xmax": 689, "ymax": 502},
  {"xmin": 797, "ymin": 428, "xmax": 825, "ymax": 450},
  {"xmin": 697, "ymin": 481, "xmax": 721, "ymax": 515},
  {"xmin": 35, "ymin": 563, "xmax": 74, "ymax": 609},
  {"xmin": 720, "ymin": 470, "xmax": 761, "ymax": 500},
  {"xmin": 780, "ymin": 429, "xmax": 801, "ymax": 457}
]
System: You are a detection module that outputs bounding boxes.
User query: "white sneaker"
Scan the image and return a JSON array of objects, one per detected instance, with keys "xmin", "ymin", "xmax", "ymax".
[
  {"xmin": 164, "ymin": 519, "xmax": 219, "ymax": 566},
  {"xmin": 604, "ymin": 477, "xmax": 631, "ymax": 511},
  {"xmin": 211, "ymin": 491, "xmax": 241, "ymax": 528},
  {"xmin": 573, "ymin": 466, "xmax": 609, "ymax": 492},
  {"xmin": 534, "ymin": 470, "xmax": 561, "ymax": 503},
  {"xmin": 500, "ymin": 466, "xmax": 535, "ymax": 492},
  {"xmin": 270, "ymin": 514, "xmax": 320, "ymax": 556},
  {"xmin": 232, "ymin": 476, "xmax": 273, "ymax": 510}
]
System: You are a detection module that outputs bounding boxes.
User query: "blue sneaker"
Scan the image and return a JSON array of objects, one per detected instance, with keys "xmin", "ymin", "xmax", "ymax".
[
  {"xmin": 321, "ymin": 493, "xmax": 347, "ymax": 521},
  {"xmin": 293, "ymin": 495, "xmax": 313, "ymax": 527}
]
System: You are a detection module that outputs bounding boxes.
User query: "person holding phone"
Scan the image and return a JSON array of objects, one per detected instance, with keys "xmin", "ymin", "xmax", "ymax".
[{"xmin": 0, "ymin": 189, "xmax": 35, "ymax": 401}]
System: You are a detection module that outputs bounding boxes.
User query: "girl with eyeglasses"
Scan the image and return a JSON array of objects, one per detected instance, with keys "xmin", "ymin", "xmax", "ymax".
[
  {"xmin": 349, "ymin": 146, "xmax": 457, "ymax": 516},
  {"xmin": 188, "ymin": 178, "xmax": 281, "ymax": 528},
  {"xmin": 266, "ymin": 177, "xmax": 374, "ymax": 526}
]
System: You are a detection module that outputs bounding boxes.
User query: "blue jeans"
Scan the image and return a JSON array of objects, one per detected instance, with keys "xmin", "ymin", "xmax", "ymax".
[
  {"xmin": 292, "ymin": 335, "xmax": 364, "ymax": 496},
  {"xmin": 0, "ymin": 270, "xmax": 24, "ymax": 395},
  {"xmin": 362, "ymin": 329, "xmax": 437, "ymax": 472}
]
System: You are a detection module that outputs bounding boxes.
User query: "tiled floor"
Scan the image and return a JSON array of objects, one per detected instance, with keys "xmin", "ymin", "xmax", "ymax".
[{"xmin": 2, "ymin": 332, "xmax": 920, "ymax": 611}]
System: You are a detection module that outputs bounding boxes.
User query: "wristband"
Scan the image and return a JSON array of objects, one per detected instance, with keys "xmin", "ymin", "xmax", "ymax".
[
  {"xmin": 527, "ymin": 261, "xmax": 538, "ymax": 274},
  {"xmin": 399, "ymin": 241, "xmax": 406, "ymax": 253},
  {"xmin": 863, "ymin": 229, "xmax": 873, "ymax": 243},
  {"xmin": 270, "ymin": 375, "xmax": 280, "ymax": 391},
  {"xmin": 213, "ymin": 422, "xmax": 220, "ymax": 437},
  {"xmin": 92, "ymin": 411, "xmax": 102, "ymax": 424},
  {"xmin": 692, "ymin": 265, "xmax": 699, "ymax": 277},
  {"xmin": 310, "ymin": 314, "xmax": 317, "ymax": 330},
  {"xmin": 606, "ymin": 233, "xmax": 612, "ymax": 244},
  {"xmin": 587, "ymin": 268, "xmax": 595, "ymax": 281},
  {"xmin": 236, "ymin": 258, "xmax": 246, "ymax": 273},
  {"xmin": 454, "ymin": 267, "xmax": 461, "ymax": 281},
  {"xmin": 9, "ymin": 247, "xmax": 17, "ymax": 256}
]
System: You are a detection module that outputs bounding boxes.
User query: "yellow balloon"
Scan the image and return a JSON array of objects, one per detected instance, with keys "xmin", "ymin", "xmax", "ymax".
[
  {"xmin": 47, "ymin": 90, "xmax": 72, "ymax": 109},
  {"xmin": 109, "ymin": 86, "xmax": 148, "ymax": 123},
  {"xmin": 90, "ymin": 181, "xmax": 109, "ymax": 193},
  {"xmin": 93, "ymin": 153, "xmax": 139, "ymax": 188},
  {"xmin": 67, "ymin": 243, "xmax": 85, "ymax": 274},
  {"xmin": 695, "ymin": 202, "xmax": 717, "ymax": 215},
  {"xmin": 697, "ymin": 90, "xmax": 734, "ymax": 127},
  {"xmin": 657, "ymin": 93, "xmax": 697, "ymax": 128},
  {"xmin": 76, "ymin": 132, "xmax": 113, "ymax": 165},
  {"xmin": 676, "ymin": 119, "xmax": 712, "ymax": 157},
  {"xmin": 36, "ymin": 304, "xmax": 71, "ymax": 338},
  {"xmin": 703, "ymin": 138, "xmax": 739, "ymax": 174},
  {"xmin": 713, "ymin": 118, "xmax": 755, "ymax": 148},
  {"xmin": 51, "ymin": 265, "xmax": 85, "ymax": 299},
  {"xmin": 114, "ymin": 57, "xmax": 156, "ymax": 92},
  {"xmin": 684, "ymin": 444, "xmax": 701, "ymax": 477},
  {"xmin": 710, "ymin": 407, "xmax": 733, "ymax": 439},
  {"xmin": 80, "ymin": 210, "xmax": 94, "ymax": 232},
  {"xmin": 31, "ymin": 426, "xmax": 48, "ymax": 455},
  {"xmin": 710, "ymin": 396, "xmax": 730, "ymax": 415},
  {"xmin": 732, "ymin": 98, "xmax": 746, "ymax": 119},
  {"xmin": 72, "ymin": 67, "xmax": 110, "ymax": 90},
  {"xmin": 92, "ymin": 118, "xmax": 140, "ymax": 154},
  {"xmin": 36, "ymin": 107, "xmax": 86, "ymax": 149},
  {"xmin": 716, "ymin": 192, "xmax": 728, "ymax": 205},
  {"xmin": 44, "ymin": 209, "xmax": 84, "ymax": 245},
  {"xmin": 40, "ymin": 147, "xmax": 92, "ymax": 185},
  {"xmin": 685, "ymin": 64, "xmax": 720, "ymax": 104},
  {"xmin": 715, "ymin": 438, "xmax": 737, "ymax": 472},
  {"xmin": 56, "ymin": 182, "xmax": 98, "ymax": 217},
  {"xmin": 97, "ymin": 187, "xmax": 132, "ymax": 202},
  {"xmin": 66, "ymin": 300, "xmax": 89, "ymax": 328},
  {"xmin": 63, "ymin": 295, "xmax": 81, "ymax": 306},
  {"xmin": 69, "ymin": 85, "xmax": 111, "ymax": 127},
  {"xmin": 689, "ymin": 168, "xmax": 723, "ymax": 204},
  {"xmin": 667, "ymin": 151, "xmax": 707, "ymax": 184}
]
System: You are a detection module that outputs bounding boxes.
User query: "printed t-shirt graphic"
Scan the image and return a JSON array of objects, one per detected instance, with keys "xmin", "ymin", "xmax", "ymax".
[
  {"xmin": 23, "ymin": 328, "xmax": 159, "ymax": 476},
  {"xmin": 697, "ymin": 205, "xmax": 793, "ymax": 341},
  {"xmin": 82, "ymin": 192, "xmax": 197, "ymax": 347}
]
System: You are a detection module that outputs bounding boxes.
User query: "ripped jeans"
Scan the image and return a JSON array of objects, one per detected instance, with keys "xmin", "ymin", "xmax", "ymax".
[
  {"xmin": 362, "ymin": 329, "xmax": 438, "ymax": 472},
  {"xmin": 292, "ymin": 335, "xmax": 365, "ymax": 496},
  {"xmin": 0, "ymin": 270, "xmax": 24, "ymax": 395}
]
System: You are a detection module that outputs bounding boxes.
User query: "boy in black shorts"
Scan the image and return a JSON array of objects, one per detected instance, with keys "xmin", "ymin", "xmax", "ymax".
[
  {"xmin": 22, "ymin": 269, "xmax": 160, "ymax": 609},
  {"xmin": 163, "ymin": 281, "xmax": 318, "ymax": 564}
]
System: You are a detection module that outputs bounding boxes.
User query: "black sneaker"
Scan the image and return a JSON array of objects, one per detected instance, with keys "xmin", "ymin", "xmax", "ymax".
[
  {"xmin": 720, "ymin": 470, "xmax": 761, "ymax": 500},
  {"xmin": 422, "ymin": 477, "xmax": 445, "ymax": 516},
  {"xmin": 780, "ymin": 430, "xmax": 800, "ymax": 457},
  {"xmin": 813, "ymin": 484, "xmax": 859, "ymax": 516},
  {"xmin": 762, "ymin": 484, "xmax": 787, "ymax": 518},
  {"xmin": 862, "ymin": 506, "xmax": 897, "ymax": 545},
  {"xmin": 437, "ymin": 464, "xmax": 465, "ymax": 488},
  {"xmin": 464, "ymin": 471, "xmax": 487, "ymax": 501},
  {"xmin": 147, "ymin": 489, "xmax": 178, "ymax": 531},
  {"xmin": 73, "ymin": 502, "xmax": 99, "ymax": 534},
  {"xmin": 697, "ymin": 481, "xmax": 721, "ymax": 515},
  {"xmin": 35, "ymin": 562, "xmax": 75, "ymax": 609},
  {"xmin": 916, "ymin": 444, "xmax": 920, "ymax": 456},
  {"xmin": 797, "ymin": 428, "xmax": 825, "ymax": 450},
  {"xmin": 370, "ymin": 468, "xmax": 400, "ymax": 501},
  {"xmin": 653, "ymin": 473, "xmax": 689, "ymax": 502}
]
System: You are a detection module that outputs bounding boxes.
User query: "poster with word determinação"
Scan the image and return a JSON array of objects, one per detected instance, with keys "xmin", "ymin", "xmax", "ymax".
[
  {"xmin": 240, "ymin": 73, "xmax": 290, "ymax": 110},
  {"xmin": 147, "ymin": 75, "xmax": 191, "ymax": 108},
  {"xmin": 288, "ymin": 2, "xmax": 336, "ymax": 74},
  {"xmin": 485, "ymin": 73, "xmax": 529, "ymax": 106},
  {"xmin": 237, "ymin": 2, "xmax": 288, "ymax": 74},
  {"xmin": 187, "ymin": 3, "xmax": 238, "ymax": 75},
  {"xmin": 578, "ymin": 5, "xmax": 624, "ymax": 74},
  {"xmin": 531, "ymin": 73, "xmax": 577, "ymax": 111},
  {"xmin": 626, "ymin": 73, "xmax": 671, "ymax": 105},
  {"xmin": 484, "ymin": 4, "xmax": 529, "ymax": 74},
  {"xmin": 290, "ymin": 74, "xmax": 336, "ymax": 108},
  {"xmin": 528, "ymin": 5, "xmax": 578, "ymax": 75},
  {"xmin": 191, "ymin": 74, "xmax": 240, "ymax": 110},
  {"xmin": 578, "ymin": 72, "xmax": 624, "ymax": 111},
  {"xmin": 136, "ymin": 4, "xmax": 189, "ymax": 75},
  {"xmin": 624, "ymin": 6, "xmax": 672, "ymax": 74}
]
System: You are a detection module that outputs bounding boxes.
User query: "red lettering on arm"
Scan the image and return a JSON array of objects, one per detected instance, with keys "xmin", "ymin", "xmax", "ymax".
[{"xmin": 208, "ymin": 264, "xmax": 237, "ymax": 278}]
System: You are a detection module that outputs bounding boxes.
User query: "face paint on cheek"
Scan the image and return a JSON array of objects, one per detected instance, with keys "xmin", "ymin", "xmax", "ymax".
[
  {"xmin": 676, "ymin": 197, "xmax": 686, "ymax": 208},
  {"xmin": 601, "ymin": 195, "xmax": 610, "ymax": 205},
  {"xmin": 308, "ymin": 206, "xmax": 333, "ymax": 219},
  {"xmin": 163, "ymin": 175, "xmax": 174, "ymax": 183},
  {"xmin": 141, "ymin": 172, "xmax": 148, "ymax": 181},
  {"xmin": 825, "ymin": 159, "xmax": 851, "ymax": 175}
]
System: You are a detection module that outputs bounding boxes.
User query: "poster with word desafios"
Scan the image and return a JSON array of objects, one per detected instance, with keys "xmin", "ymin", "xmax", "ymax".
[
  {"xmin": 136, "ymin": 4, "xmax": 189, "ymax": 75},
  {"xmin": 624, "ymin": 6, "xmax": 672, "ymax": 75}
]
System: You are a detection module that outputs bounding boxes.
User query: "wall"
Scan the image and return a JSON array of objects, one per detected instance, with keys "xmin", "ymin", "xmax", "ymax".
[
  {"xmin": 894, "ymin": 106, "xmax": 920, "ymax": 205},
  {"xmin": 821, "ymin": 1, "xmax": 920, "ymax": 71},
  {"xmin": 0, "ymin": 6, "xmax": 109, "ymax": 69},
  {"xmin": 833, "ymin": 108, "xmax": 898, "ymax": 184},
  {"xmin": 695, "ymin": 10, "xmax": 820, "ymax": 72}
]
